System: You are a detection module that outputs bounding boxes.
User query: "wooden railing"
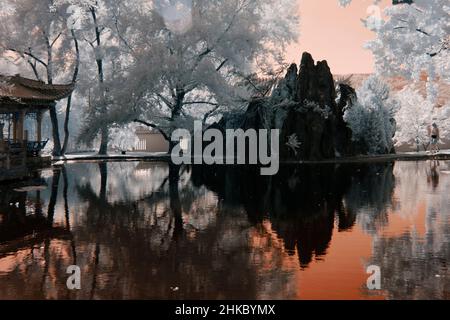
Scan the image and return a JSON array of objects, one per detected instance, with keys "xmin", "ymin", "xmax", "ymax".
[
  {"xmin": 1, "ymin": 139, "xmax": 49, "ymax": 171},
  {"xmin": 26, "ymin": 140, "xmax": 49, "ymax": 157}
]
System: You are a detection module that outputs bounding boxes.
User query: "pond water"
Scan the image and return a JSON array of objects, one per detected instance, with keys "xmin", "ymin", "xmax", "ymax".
[{"xmin": 0, "ymin": 160, "xmax": 449, "ymax": 300}]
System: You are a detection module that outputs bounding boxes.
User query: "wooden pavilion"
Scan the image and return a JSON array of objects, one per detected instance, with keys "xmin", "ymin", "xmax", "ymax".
[{"xmin": 0, "ymin": 74, "xmax": 74, "ymax": 180}]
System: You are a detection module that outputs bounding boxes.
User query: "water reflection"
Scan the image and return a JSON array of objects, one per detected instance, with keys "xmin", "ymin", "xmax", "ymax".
[
  {"xmin": 192, "ymin": 163, "xmax": 395, "ymax": 268},
  {"xmin": 0, "ymin": 160, "xmax": 448, "ymax": 299}
]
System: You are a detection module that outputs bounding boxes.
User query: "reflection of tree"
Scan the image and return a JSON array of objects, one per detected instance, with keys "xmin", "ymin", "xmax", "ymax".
[
  {"xmin": 366, "ymin": 161, "xmax": 450, "ymax": 300},
  {"xmin": 368, "ymin": 225, "xmax": 450, "ymax": 300},
  {"xmin": 0, "ymin": 160, "xmax": 399, "ymax": 299},
  {"xmin": 62, "ymin": 166, "xmax": 77, "ymax": 265},
  {"xmin": 169, "ymin": 164, "xmax": 183, "ymax": 241},
  {"xmin": 0, "ymin": 162, "xmax": 293, "ymax": 299},
  {"xmin": 0, "ymin": 170, "xmax": 72, "ymax": 299},
  {"xmin": 47, "ymin": 168, "xmax": 61, "ymax": 223},
  {"xmin": 345, "ymin": 163, "xmax": 396, "ymax": 235},
  {"xmin": 66, "ymin": 162, "xmax": 289, "ymax": 299}
]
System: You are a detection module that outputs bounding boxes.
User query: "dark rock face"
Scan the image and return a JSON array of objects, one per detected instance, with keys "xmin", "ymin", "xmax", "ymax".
[
  {"xmin": 277, "ymin": 52, "xmax": 358, "ymax": 160},
  {"xmin": 296, "ymin": 52, "xmax": 336, "ymax": 107},
  {"xmin": 209, "ymin": 52, "xmax": 366, "ymax": 161}
]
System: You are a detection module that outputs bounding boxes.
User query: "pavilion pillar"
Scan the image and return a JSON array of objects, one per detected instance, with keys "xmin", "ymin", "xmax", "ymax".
[
  {"xmin": 16, "ymin": 111, "xmax": 25, "ymax": 142},
  {"xmin": 12, "ymin": 113, "xmax": 18, "ymax": 141},
  {"xmin": 0, "ymin": 123, "xmax": 4, "ymax": 152},
  {"xmin": 36, "ymin": 111, "xmax": 42, "ymax": 142}
]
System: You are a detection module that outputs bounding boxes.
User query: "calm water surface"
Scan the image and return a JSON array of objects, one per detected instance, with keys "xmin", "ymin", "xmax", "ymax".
[{"xmin": 0, "ymin": 161, "xmax": 449, "ymax": 300}]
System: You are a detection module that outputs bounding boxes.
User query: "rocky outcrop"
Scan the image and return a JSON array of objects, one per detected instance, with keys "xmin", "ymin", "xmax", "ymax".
[
  {"xmin": 277, "ymin": 52, "xmax": 359, "ymax": 160},
  {"xmin": 209, "ymin": 52, "xmax": 368, "ymax": 161}
]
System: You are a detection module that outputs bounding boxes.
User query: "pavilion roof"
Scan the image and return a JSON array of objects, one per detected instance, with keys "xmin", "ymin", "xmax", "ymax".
[{"xmin": 0, "ymin": 74, "xmax": 75, "ymax": 106}]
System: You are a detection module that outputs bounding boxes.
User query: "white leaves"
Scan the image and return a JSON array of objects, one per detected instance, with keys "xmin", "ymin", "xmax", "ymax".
[
  {"xmin": 368, "ymin": 0, "xmax": 450, "ymax": 85},
  {"xmin": 363, "ymin": 5, "xmax": 384, "ymax": 32},
  {"xmin": 126, "ymin": 0, "xmax": 299, "ymax": 133},
  {"xmin": 344, "ymin": 76, "xmax": 397, "ymax": 154},
  {"xmin": 66, "ymin": 4, "xmax": 87, "ymax": 30},
  {"xmin": 154, "ymin": 0, "xmax": 193, "ymax": 35},
  {"xmin": 394, "ymin": 86, "xmax": 433, "ymax": 147},
  {"xmin": 1, "ymin": 0, "xmax": 300, "ymax": 149},
  {"xmin": 109, "ymin": 123, "xmax": 140, "ymax": 151},
  {"xmin": 426, "ymin": 81, "xmax": 439, "ymax": 104}
]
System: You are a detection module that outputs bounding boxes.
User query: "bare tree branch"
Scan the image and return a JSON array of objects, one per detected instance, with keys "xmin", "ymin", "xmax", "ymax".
[
  {"xmin": 183, "ymin": 101, "xmax": 219, "ymax": 106},
  {"xmin": 50, "ymin": 32, "xmax": 62, "ymax": 48},
  {"xmin": 133, "ymin": 119, "xmax": 170, "ymax": 141},
  {"xmin": 6, "ymin": 48, "xmax": 48, "ymax": 67}
]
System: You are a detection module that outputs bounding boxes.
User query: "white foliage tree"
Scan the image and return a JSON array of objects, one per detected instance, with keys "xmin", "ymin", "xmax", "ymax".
[
  {"xmin": 365, "ymin": 0, "xmax": 450, "ymax": 97},
  {"xmin": 109, "ymin": 123, "xmax": 140, "ymax": 152},
  {"xmin": 394, "ymin": 87, "xmax": 435, "ymax": 150},
  {"xmin": 344, "ymin": 76, "xmax": 398, "ymax": 154},
  {"xmin": 1, "ymin": 0, "xmax": 299, "ymax": 155},
  {"xmin": 340, "ymin": 0, "xmax": 450, "ymax": 101},
  {"xmin": 117, "ymin": 0, "xmax": 300, "ymax": 151},
  {"xmin": 63, "ymin": 0, "xmax": 142, "ymax": 154},
  {"xmin": 339, "ymin": 0, "xmax": 449, "ymax": 152}
]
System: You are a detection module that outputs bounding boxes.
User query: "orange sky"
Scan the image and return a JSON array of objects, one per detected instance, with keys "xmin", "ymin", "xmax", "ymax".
[{"xmin": 287, "ymin": 0, "xmax": 391, "ymax": 74}]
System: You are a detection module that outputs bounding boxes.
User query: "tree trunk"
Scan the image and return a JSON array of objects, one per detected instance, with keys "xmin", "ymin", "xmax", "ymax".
[
  {"xmin": 62, "ymin": 94, "xmax": 72, "ymax": 155},
  {"xmin": 49, "ymin": 105, "xmax": 62, "ymax": 157},
  {"xmin": 98, "ymin": 127, "xmax": 108, "ymax": 155},
  {"xmin": 167, "ymin": 89, "xmax": 186, "ymax": 155},
  {"xmin": 169, "ymin": 163, "xmax": 183, "ymax": 240},
  {"xmin": 169, "ymin": 139, "xmax": 178, "ymax": 155},
  {"xmin": 89, "ymin": 6, "xmax": 109, "ymax": 155},
  {"xmin": 62, "ymin": 30, "xmax": 80, "ymax": 155},
  {"xmin": 99, "ymin": 162, "xmax": 108, "ymax": 202},
  {"xmin": 47, "ymin": 168, "xmax": 61, "ymax": 223},
  {"xmin": 44, "ymin": 35, "xmax": 63, "ymax": 157}
]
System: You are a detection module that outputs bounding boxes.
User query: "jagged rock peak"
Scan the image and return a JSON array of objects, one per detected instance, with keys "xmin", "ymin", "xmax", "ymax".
[
  {"xmin": 296, "ymin": 52, "xmax": 336, "ymax": 106},
  {"xmin": 271, "ymin": 63, "xmax": 298, "ymax": 102},
  {"xmin": 272, "ymin": 52, "xmax": 337, "ymax": 108}
]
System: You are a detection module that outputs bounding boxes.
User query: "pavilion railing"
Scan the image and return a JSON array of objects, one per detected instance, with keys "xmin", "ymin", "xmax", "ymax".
[
  {"xmin": 1, "ymin": 139, "xmax": 48, "ymax": 157},
  {"xmin": 1, "ymin": 139, "xmax": 50, "ymax": 171}
]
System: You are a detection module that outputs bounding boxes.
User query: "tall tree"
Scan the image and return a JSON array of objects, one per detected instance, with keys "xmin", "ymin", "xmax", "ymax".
[
  {"xmin": 0, "ymin": 0, "xmax": 78, "ymax": 156},
  {"xmin": 67, "ymin": 0, "xmax": 138, "ymax": 155},
  {"xmin": 339, "ymin": 0, "xmax": 449, "ymax": 95},
  {"xmin": 78, "ymin": 0, "xmax": 299, "ymax": 152}
]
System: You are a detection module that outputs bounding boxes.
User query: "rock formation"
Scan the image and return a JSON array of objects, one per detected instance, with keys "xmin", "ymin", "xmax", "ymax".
[{"xmin": 211, "ymin": 52, "xmax": 372, "ymax": 161}]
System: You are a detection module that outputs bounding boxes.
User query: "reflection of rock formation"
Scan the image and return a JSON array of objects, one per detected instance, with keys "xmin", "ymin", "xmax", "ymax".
[{"xmin": 192, "ymin": 162, "xmax": 396, "ymax": 268}]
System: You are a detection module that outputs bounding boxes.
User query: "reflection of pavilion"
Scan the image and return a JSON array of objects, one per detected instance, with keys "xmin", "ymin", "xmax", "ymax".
[
  {"xmin": 0, "ymin": 75, "xmax": 74, "ymax": 181},
  {"xmin": 0, "ymin": 181, "xmax": 70, "ymax": 251}
]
